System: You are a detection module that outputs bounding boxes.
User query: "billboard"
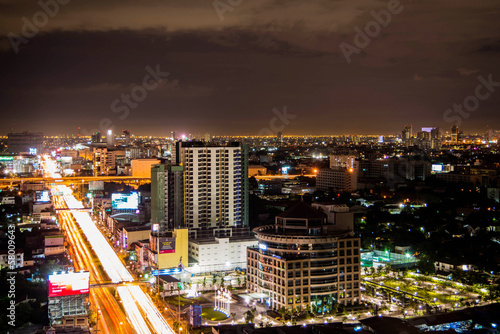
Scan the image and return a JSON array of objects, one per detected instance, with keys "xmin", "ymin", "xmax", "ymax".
[
  {"xmin": 431, "ymin": 164, "xmax": 443, "ymax": 173},
  {"xmin": 159, "ymin": 237, "xmax": 176, "ymax": 254},
  {"xmin": 48, "ymin": 272, "xmax": 90, "ymax": 297},
  {"xmin": 89, "ymin": 180, "xmax": 104, "ymax": 191},
  {"xmin": 112, "ymin": 192, "xmax": 139, "ymax": 210}
]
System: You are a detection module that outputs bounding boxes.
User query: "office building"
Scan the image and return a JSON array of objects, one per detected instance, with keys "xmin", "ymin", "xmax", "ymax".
[
  {"xmin": 451, "ymin": 125, "xmax": 459, "ymax": 143},
  {"xmin": 316, "ymin": 167, "xmax": 358, "ymax": 192},
  {"xmin": 122, "ymin": 130, "xmax": 131, "ymax": 145},
  {"xmin": 277, "ymin": 131, "xmax": 283, "ymax": 143},
  {"xmin": 93, "ymin": 147, "xmax": 116, "ymax": 176},
  {"xmin": 106, "ymin": 129, "xmax": 115, "ymax": 147},
  {"xmin": 91, "ymin": 132, "xmax": 102, "ymax": 143},
  {"xmin": 7, "ymin": 131, "xmax": 44, "ymax": 154},
  {"xmin": 402, "ymin": 124, "xmax": 412, "ymax": 147},
  {"xmin": 188, "ymin": 236, "xmax": 258, "ymax": 272},
  {"xmin": 417, "ymin": 127, "xmax": 442, "ymax": 150},
  {"xmin": 175, "ymin": 141, "xmax": 249, "ymax": 239},
  {"xmin": 330, "ymin": 155, "xmax": 356, "ymax": 169},
  {"xmin": 151, "ymin": 162, "xmax": 184, "ymax": 231},
  {"xmin": 247, "ymin": 202, "xmax": 361, "ymax": 311}
]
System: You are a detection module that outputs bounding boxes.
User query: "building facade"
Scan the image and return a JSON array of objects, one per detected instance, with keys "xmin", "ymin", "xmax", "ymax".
[
  {"xmin": 316, "ymin": 167, "xmax": 357, "ymax": 192},
  {"xmin": 151, "ymin": 163, "xmax": 184, "ymax": 232},
  {"xmin": 7, "ymin": 132, "xmax": 44, "ymax": 154},
  {"xmin": 93, "ymin": 147, "xmax": 116, "ymax": 176},
  {"xmin": 175, "ymin": 141, "xmax": 249, "ymax": 239},
  {"xmin": 188, "ymin": 237, "xmax": 258, "ymax": 272},
  {"xmin": 247, "ymin": 202, "xmax": 360, "ymax": 311}
]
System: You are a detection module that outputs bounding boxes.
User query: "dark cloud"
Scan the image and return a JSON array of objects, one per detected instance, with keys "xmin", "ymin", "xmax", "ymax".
[{"xmin": 0, "ymin": 0, "xmax": 499, "ymax": 135}]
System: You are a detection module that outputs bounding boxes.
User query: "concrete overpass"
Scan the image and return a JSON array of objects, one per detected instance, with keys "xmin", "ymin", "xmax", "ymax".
[
  {"xmin": 0, "ymin": 174, "xmax": 316, "ymax": 185},
  {"xmin": 0, "ymin": 176, "xmax": 151, "ymax": 184}
]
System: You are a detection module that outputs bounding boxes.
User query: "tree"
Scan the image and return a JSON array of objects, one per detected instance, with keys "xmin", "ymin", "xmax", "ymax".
[
  {"xmin": 202, "ymin": 277, "xmax": 207, "ymax": 288},
  {"xmin": 88, "ymin": 309, "xmax": 98, "ymax": 328},
  {"xmin": 244, "ymin": 310, "xmax": 255, "ymax": 323},
  {"xmin": 278, "ymin": 307, "xmax": 287, "ymax": 322},
  {"xmin": 173, "ymin": 321, "xmax": 180, "ymax": 332}
]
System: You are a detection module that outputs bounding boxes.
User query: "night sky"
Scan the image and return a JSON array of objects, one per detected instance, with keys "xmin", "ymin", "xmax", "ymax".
[{"xmin": 1, "ymin": 0, "xmax": 499, "ymax": 136}]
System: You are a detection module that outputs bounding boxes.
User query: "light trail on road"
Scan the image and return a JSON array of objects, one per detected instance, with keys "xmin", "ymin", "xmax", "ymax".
[{"xmin": 44, "ymin": 156, "xmax": 174, "ymax": 334}]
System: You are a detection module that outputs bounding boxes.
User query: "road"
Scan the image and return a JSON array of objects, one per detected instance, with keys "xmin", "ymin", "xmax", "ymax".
[
  {"xmin": 55, "ymin": 195, "xmax": 134, "ymax": 334},
  {"xmin": 43, "ymin": 156, "xmax": 175, "ymax": 334},
  {"xmin": 0, "ymin": 173, "xmax": 316, "ymax": 184}
]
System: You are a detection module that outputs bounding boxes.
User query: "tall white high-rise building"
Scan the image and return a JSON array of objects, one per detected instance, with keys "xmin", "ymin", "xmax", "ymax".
[
  {"xmin": 175, "ymin": 141, "xmax": 249, "ymax": 239},
  {"xmin": 106, "ymin": 129, "xmax": 115, "ymax": 147}
]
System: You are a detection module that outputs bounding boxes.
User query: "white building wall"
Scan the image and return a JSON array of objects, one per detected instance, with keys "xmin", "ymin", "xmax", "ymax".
[{"xmin": 188, "ymin": 238, "xmax": 258, "ymax": 272}]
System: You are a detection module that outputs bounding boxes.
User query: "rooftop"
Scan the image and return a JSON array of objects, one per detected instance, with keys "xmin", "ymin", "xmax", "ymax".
[{"xmin": 277, "ymin": 201, "xmax": 327, "ymax": 220}]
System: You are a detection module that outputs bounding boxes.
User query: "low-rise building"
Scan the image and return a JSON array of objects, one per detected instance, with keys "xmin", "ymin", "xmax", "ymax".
[
  {"xmin": 188, "ymin": 236, "xmax": 258, "ymax": 272},
  {"xmin": 0, "ymin": 249, "xmax": 24, "ymax": 269}
]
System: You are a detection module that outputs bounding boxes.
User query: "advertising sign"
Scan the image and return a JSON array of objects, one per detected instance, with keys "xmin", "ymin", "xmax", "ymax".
[
  {"xmin": 111, "ymin": 192, "xmax": 139, "ymax": 210},
  {"xmin": 48, "ymin": 272, "xmax": 90, "ymax": 297},
  {"xmin": 159, "ymin": 237, "xmax": 176, "ymax": 254},
  {"xmin": 89, "ymin": 180, "xmax": 105, "ymax": 191}
]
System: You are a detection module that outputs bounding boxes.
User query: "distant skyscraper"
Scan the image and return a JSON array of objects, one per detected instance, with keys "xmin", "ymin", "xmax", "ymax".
[
  {"xmin": 106, "ymin": 129, "xmax": 115, "ymax": 147},
  {"xmin": 123, "ymin": 130, "xmax": 131, "ymax": 145},
  {"xmin": 277, "ymin": 131, "xmax": 283, "ymax": 143},
  {"xmin": 151, "ymin": 162, "xmax": 184, "ymax": 232},
  {"xmin": 417, "ymin": 127, "xmax": 441, "ymax": 150},
  {"xmin": 204, "ymin": 133, "xmax": 211, "ymax": 142},
  {"xmin": 402, "ymin": 124, "xmax": 412, "ymax": 147},
  {"xmin": 171, "ymin": 131, "xmax": 177, "ymax": 141},
  {"xmin": 451, "ymin": 125, "xmax": 458, "ymax": 143},
  {"xmin": 175, "ymin": 141, "xmax": 249, "ymax": 239},
  {"xmin": 91, "ymin": 132, "xmax": 102, "ymax": 143}
]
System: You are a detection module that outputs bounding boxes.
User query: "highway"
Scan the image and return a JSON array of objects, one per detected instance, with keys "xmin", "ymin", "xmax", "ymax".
[
  {"xmin": 0, "ymin": 173, "xmax": 316, "ymax": 184},
  {"xmin": 0, "ymin": 176, "xmax": 150, "ymax": 184},
  {"xmin": 43, "ymin": 157, "xmax": 174, "ymax": 334},
  {"xmin": 55, "ymin": 195, "xmax": 134, "ymax": 334}
]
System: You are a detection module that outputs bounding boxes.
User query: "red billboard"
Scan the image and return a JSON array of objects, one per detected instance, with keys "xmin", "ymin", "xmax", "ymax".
[{"xmin": 48, "ymin": 272, "xmax": 90, "ymax": 297}]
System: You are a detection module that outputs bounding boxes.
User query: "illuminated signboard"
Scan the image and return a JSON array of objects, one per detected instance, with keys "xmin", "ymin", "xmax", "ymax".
[
  {"xmin": 111, "ymin": 192, "xmax": 139, "ymax": 210},
  {"xmin": 38, "ymin": 190, "xmax": 50, "ymax": 202},
  {"xmin": 0, "ymin": 156, "xmax": 13, "ymax": 161},
  {"xmin": 431, "ymin": 164, "xmax": 443, "ymax": 173},
  {"xmin": 48, "ymin": 272, "xmax": 90, "ymax": 297},
  {"xmin": 159, "ymin": 237, "xmax": 176, "ymax": 254}
]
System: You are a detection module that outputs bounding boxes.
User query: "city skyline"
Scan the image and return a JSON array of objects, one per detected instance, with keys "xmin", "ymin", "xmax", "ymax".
[{"xmin": 1, "ymin": 1, "xmax": 500, "ymax": 135}]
